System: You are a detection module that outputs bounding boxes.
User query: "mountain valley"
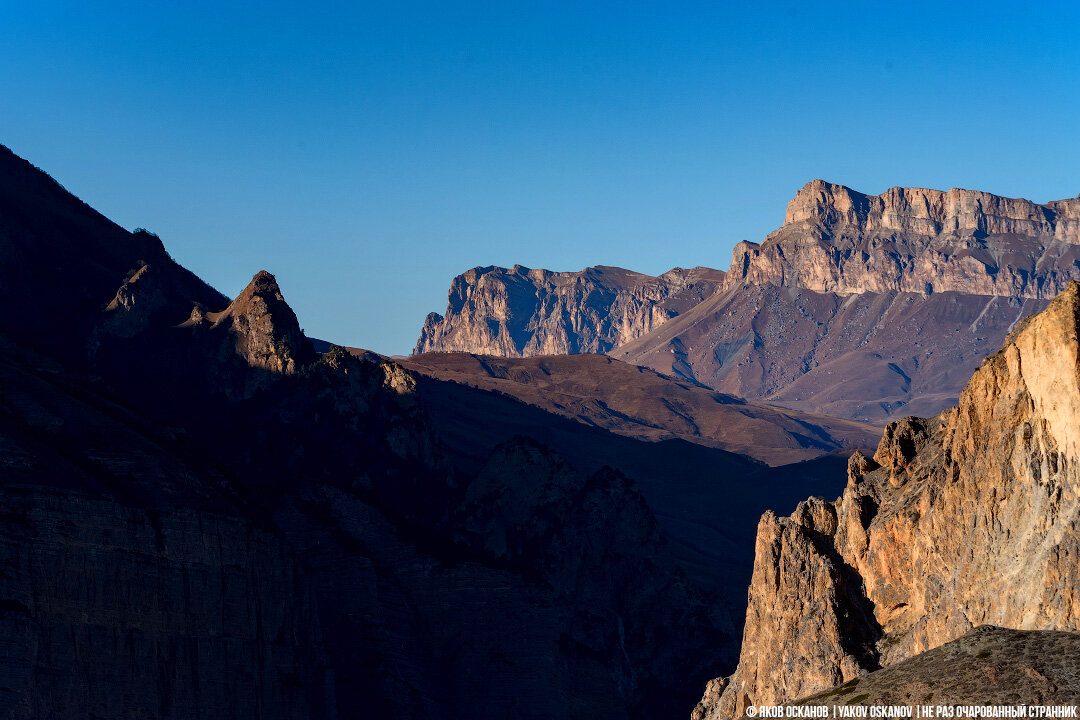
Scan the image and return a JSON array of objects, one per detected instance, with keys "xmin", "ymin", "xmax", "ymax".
[
  {"xmin": 417, "ymin": 181, "xmax": 1080, "ymax": 423},
  {"xmin": 2, "ymin": 139, "xmax": 1080, "ymax": 718}
]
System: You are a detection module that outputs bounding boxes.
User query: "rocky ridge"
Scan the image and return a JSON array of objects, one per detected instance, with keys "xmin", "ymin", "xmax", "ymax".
[
  {"xmin": 693, "ymin": 281, "xmax": 1080, "ymax": 717},
  {"xmin": 0, "ymin": 147, "xmax": 223, "ymax": 365}
]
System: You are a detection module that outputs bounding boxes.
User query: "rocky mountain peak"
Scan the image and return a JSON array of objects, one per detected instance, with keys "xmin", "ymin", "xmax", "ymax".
[
  {"xmin": 414, "ymin": 181, "xmax": 1080, "ymax": 418},
  {"xmin": 204, "ymin": 270, "xmax": 316, "ymax": 374},
  {"xmin": 783, "ymin": 179, "xmax": 874, "ymax": 227}
]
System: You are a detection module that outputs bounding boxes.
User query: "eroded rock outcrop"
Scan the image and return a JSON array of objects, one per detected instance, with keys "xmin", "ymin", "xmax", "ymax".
[
  {"xmin": 695, "ymin": 281, "xmax": 1080, "ymax": 716},
  {"xmin": 200, "ymin": 270, "xmax": 315, "ymax": 372},
  {"xmin": 97, "ymin": 268, "xmax": 320, "ymax": 403},
  {"xmin": 415, "ymin": 264, "xmax": 724, "ymax": 356}
]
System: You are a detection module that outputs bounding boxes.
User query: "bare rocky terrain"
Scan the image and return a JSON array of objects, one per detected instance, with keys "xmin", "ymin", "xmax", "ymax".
[
  {"xmin": 692, "ymin": 282, "xmax": 1080, "ymax": 717},
  {"xmin": 614, "ymin": 285, "xmax": 1045, "ymax": 422},
  {"xmin": 417, "ymin": 181, "xmax": 1080, "ymax": 422},
  {"xmin": 724, "ymin": 180, "xmax": 1080, "ymax": 299}
]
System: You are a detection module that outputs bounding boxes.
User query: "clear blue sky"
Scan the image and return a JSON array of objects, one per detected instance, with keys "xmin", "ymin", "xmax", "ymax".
[{"xmin": 2, "ymin": 2, "xmax": 1078, "ymax": 355}]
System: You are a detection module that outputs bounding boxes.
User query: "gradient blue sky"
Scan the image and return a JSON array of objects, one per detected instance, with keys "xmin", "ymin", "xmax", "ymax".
[{"xmin": 2, "ymin": 2, "xmax": 1078, "ymax": 355}]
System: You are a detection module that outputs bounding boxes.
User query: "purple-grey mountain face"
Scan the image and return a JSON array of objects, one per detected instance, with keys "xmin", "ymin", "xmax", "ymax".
[
  {"xmin": 416, "ymin": 182, "xmax": 1080, "ymax": 422},
  {"xmin": 614, "ymin": 284, "xmax": 1048, "ymax": 422},
  {"xmin": 414, "ymin": 264, "xmax": 725, "ymax": 355},
  {"xmin": 725, "ymin": 180, "xmax": 1080, "ymax": 298}
]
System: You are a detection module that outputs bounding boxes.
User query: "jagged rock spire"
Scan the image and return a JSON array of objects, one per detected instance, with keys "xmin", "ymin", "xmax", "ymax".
[{"xmin": 204, "ymin": 270, "xmax": 316, "ymax": 374}]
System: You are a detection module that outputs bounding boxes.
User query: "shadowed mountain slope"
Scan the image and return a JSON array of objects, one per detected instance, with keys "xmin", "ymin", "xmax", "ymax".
[
  {"xmin": 397, "ymin": 365, "xmax": 853, "ymax": 605},
  {"xmin": 0, "ymin": 144, "xmax": 224, "ymax": 363},
  {"xmin": 0, "ymin": 143, "xmax": 839, "ymax": 720},
  {"xmin": 403, "ymin": 352, "xmax": 878, "ymax": 466}
]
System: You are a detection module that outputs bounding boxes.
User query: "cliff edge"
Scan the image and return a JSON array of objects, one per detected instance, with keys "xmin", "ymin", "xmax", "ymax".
[
  {"xmin": 695, "ymin": 280, "xmax": 1080, "ymax": 716},
  {"xmin": 725, "ymin": 180, "xmax": 1080, "ymax": 298},
  {"xmin": 414, "ymin": 265, "xmax": 725, "ymax": 356}
]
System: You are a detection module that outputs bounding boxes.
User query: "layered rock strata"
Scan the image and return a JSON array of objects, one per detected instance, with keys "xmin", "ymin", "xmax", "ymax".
[
  {"xmin": 694, "ymin": 281, "xmax": 1080, "ymax": 717},
  {"xmin": 725, "ymin": 181, "xmax": 1080, "ymax": 298}
]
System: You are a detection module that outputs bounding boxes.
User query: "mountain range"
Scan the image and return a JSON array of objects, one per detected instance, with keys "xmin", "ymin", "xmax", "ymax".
[{"xmin": 417, "ymin": 181, "xmax": 1079, "ymax": 422}]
